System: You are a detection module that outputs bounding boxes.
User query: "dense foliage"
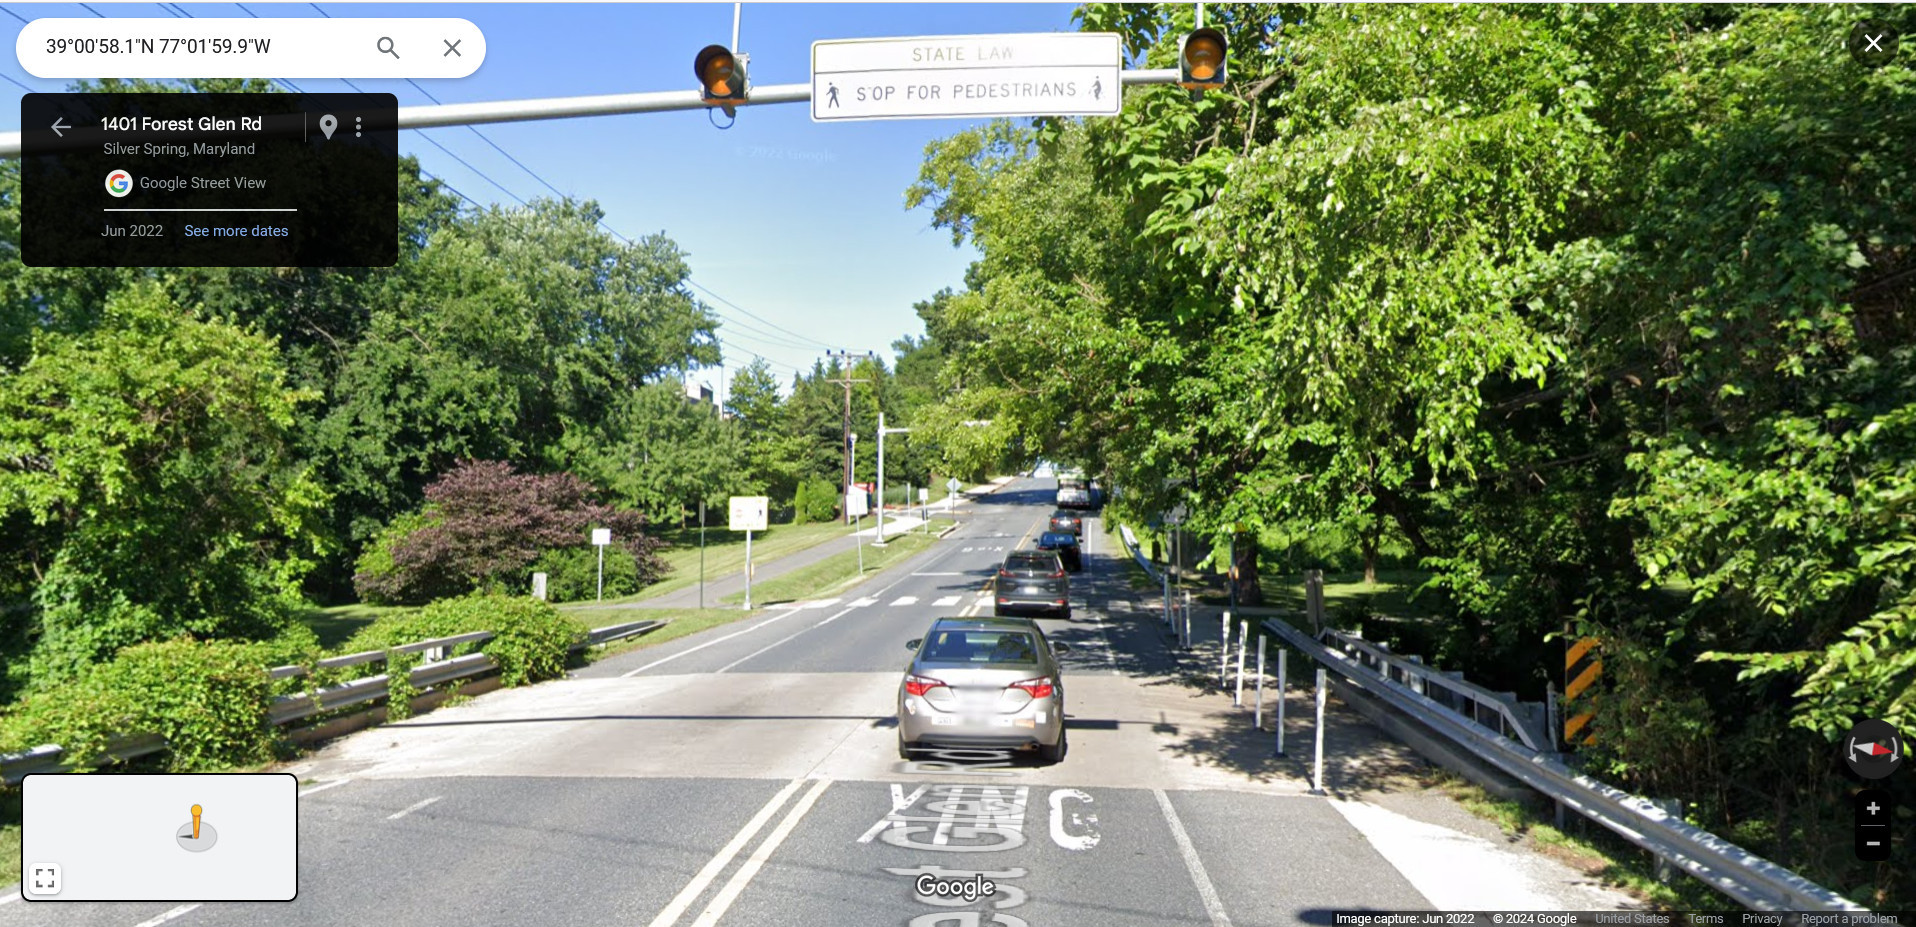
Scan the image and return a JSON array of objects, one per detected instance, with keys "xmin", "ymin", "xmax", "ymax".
[
  {"xmin": 353, "ymin": 460, "xmax": 662, "ymax": 605},
  {"xmin": 905, "ymin": 2, "xmax": 1914, "ymax": 904}
]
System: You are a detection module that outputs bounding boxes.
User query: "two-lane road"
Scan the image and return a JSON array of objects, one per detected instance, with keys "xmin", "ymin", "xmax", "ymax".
[{"xmin": 3, "ymin": 477, "xmax": 1634, "ymax": 926}]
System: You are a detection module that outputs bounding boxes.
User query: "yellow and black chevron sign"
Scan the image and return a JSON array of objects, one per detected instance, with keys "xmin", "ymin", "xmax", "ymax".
[{"xmin": 1563, "ymin": 636, "xmax": 1601, "ymax": 747}]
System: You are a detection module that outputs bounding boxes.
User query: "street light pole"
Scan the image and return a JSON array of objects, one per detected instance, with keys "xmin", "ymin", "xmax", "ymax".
[{"xmin": 875, "ymin": 411, "xmax": 912, "ymax": 548}]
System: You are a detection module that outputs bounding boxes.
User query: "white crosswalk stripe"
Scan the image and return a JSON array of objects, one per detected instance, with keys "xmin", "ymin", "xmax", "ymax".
[
  {"xmin": 850, "ymin": 596, "xmax": 878, "ymax": 608},
  {"xmin": 933, "ymin": 595, "xmax": 961, "ymax": 607},
  {"xmin": 890, "ymin": 596, "xmax": 919, "ymax": 607}
]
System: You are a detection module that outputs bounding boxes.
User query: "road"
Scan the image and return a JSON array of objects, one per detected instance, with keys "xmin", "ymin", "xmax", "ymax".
[{"xmin": 1, "ymin": 478, "xmax": 1634, "ymax": 926}]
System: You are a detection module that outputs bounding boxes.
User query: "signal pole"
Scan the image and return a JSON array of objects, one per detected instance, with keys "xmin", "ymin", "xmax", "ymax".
[{"xmin": 824, "ymin": 349, "xmax": 875, "ymax": 524}]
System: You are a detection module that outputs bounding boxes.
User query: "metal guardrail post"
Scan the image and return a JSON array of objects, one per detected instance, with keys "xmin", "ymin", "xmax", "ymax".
[
  {"xmin": 1253, "ymin": 636, "xmax": 1266, "ymax": 731},
  {"xmin": 1234, "ymin": 618, "xmax": 1248, "ymax": 707},
  {"xmin": 1311, "ymin": 667, "xmax": 1327, "ymax": 794},
  {"xmin": 1218, "ymin": 612, "xmax": 1231, "ymax": 689},
  {"xmin": 1276, "ymin": 648, "xmax": 1288, "ymax": 756}
]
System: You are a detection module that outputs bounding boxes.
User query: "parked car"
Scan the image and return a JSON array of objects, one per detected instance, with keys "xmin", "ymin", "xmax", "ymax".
[
  {"xmin": 994, "ymin": 550, "xmax": 1070, "ymax": 619},
  {"xmin": 1048, "ymin": 510, "xmax": 1083, "ymax": 535},
  {"xmin": 897, "ymin": 616, "xmax": 1071, "ymax": 763},
  {"xmin": 1037, "ymin": 531, "xmax": 1082, "ymax": 572}
]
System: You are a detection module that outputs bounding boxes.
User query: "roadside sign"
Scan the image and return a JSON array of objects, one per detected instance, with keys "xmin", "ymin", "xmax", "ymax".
[
  {"xmin": 946, "ymin": 477, "xmax": 962, "ymax": 493},
  {"xmin": 591, "ymin": 528, "xmax": 611, "ymax": 546},
  {"xmin": 811, "ymin": 32, "xmax": 1122, "ymax": 122},
  {"xmin": 728, "ymin": 496, "xmax": 769, "ymax": 532},
  {"xmin": 846, "ymin": 491, "xmax": 871, "ymax": 517},
  {"xmin": 918, "ymin": 488, "xmax": 929, "ymax": 503}
]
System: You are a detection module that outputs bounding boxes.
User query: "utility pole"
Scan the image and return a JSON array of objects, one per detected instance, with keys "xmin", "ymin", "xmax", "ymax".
[{"xmin": 824, "ymin": 349, "xmax": 875, "ymax": 524}]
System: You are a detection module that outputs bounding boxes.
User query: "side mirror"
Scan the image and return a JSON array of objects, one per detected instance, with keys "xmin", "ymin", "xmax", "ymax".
[
  {"xmin": 1053, "ymin": 641, "xmax": 1072, "ymax": 654},
  {"xmin": 906, "ymin": 639, "xmax": 921, "ymax": 651}
]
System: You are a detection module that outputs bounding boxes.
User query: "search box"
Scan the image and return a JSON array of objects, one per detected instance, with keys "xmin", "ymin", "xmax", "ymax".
[{"xmin": 17, "ymin": 18, "xmax": 484, "ymax": 79}]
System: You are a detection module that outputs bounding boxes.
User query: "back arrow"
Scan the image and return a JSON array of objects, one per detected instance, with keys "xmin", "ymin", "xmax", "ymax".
[{"xmin": 50, "ymin": 117, "xmax": 68, "ymax": 137}]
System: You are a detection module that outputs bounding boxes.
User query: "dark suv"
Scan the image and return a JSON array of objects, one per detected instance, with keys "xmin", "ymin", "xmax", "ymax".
[
  {"xmin": 1048, "ymin": 510, "xmax": 1083, "ymax": 535},
  {"xmin": 1037, "ymin": 532, "xmax": 1082, "ymax": 572},
  {"xmin": 994, "ymin": 550, "xmax": 1071, "ymax": 619}
]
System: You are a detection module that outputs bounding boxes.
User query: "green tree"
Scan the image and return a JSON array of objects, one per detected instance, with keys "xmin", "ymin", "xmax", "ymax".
[{"xmin": 0, "ymin": 283, "xmax": 326, "ymax": 688}]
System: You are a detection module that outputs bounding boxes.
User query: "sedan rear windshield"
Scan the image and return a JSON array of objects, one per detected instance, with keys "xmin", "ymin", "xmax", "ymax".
[
  {"xmin": 1005, "ymin": 553, "xmax": 1059, "ymax": 573},
  {"xmin": 921, "ymin": 630, "xmax": 1040, "ymax": 664}
]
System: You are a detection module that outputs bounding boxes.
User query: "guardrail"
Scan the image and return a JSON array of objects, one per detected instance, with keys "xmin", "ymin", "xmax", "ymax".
[
  {"xmin": 1118, "ymin": 525, "xmax": 1161, "ymax": 583},
  {"xmin": 1260, "ymin": 614, "xmax": 1864, "ymax": 912},
  {"xmin": 1319, "ymin": 627, "xmax": 1550, "ymax": 752},
  {"xmin": 1, "ymin": 616, "xmax": 663, "ymax": 783}
]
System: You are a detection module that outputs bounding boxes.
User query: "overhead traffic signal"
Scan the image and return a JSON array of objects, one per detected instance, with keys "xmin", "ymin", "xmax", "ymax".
[
  {"xmin": 1178, "ymin": 28, "xmax": 1228, "ymax": 94},
  {"xmin": 694, "ymin": 44, "xmax": 748, "ymax": 115}
]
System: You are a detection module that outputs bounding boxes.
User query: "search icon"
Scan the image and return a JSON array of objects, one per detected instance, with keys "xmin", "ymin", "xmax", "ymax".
[{"xmin": 376, "ymin": 36, "xmax": 399, "ymax": 59}]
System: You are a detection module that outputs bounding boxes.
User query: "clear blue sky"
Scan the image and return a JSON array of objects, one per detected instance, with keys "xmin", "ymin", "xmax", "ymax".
[{"xmin": 0, "ymin": 1, "xmax": 1088, "ymax": 396}]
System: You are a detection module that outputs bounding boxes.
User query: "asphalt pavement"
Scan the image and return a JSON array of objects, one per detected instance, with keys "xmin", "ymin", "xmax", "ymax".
[{"xmin": 1, "ymin": 477, "xmax": 1636, "ymax": 925}]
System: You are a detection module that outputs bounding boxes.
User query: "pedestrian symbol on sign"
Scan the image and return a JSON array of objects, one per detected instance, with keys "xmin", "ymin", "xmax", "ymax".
[{"xmin": 827, "ymin": 83, "xmax": 840, "ymax": 108}]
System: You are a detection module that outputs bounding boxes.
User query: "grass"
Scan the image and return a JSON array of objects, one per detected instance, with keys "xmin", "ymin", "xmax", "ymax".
[
  {"xmin": 294, "ymin": 602, "xmax": 417, "ymax": 649},
  {"xmin": 721, "ymin": 532, "xmax": 939, "ymax": 605},
  {"xmin": 594, "ymin": 520, "xmax": 859, "ymax": 605},
  {"xmin": 1257, "ymin": 569, "xmax": 1438, "ymax": 621},
  {"xmin": 1418, "ymin": 769, "xmax": 1727, "ymax": 910}
]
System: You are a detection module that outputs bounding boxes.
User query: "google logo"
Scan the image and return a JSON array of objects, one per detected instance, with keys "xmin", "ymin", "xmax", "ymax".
[{"xmin": 105, "ymin": 169, "xmax": 132, "ymax": 197}]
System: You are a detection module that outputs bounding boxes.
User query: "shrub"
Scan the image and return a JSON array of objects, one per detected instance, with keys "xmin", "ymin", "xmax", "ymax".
[
  {"xmin": 792, "ymin": 478, "xmax": 839, "ymax": 524},
  {"xmin": 353, "ymin": 461, "xmax": 663, "ymax": 605},
  {"xmin": 0, "ymin": 639, "xmax": 279, "ymax": 772},
  {"xmin": 528, "ymin": 546, "xmax": 646, "ymax": 603},
  {"xmin": 341, "ymin": 594, "xmax": 585, "ymax": 687}
]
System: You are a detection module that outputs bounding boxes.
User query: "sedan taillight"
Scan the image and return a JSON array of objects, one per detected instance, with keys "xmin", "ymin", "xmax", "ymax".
[
  {"xmin": 904, "ymin": 674, "xmax": 946, "ymax": 697},
  {"xmin": 1009, "ymin": 676, "xmax": 1055, "ymax": 699}
]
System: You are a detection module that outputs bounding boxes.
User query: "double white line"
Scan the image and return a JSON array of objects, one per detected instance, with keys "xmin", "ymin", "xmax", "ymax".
[{"xmin": 645, "ymin": 777, "xmax": 832, "ymax": 927}]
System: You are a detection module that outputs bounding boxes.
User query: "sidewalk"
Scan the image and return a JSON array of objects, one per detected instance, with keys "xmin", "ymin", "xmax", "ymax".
[{"xmin": 570, "ymin": 478, "xmax": 1011, "ymax": 611}]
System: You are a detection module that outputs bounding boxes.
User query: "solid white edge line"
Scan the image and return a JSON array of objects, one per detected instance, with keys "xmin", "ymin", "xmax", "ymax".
[
  {"xmin": 132, "ymin": 904, "xmax": 203, "ymax": 927},
  {"xmin": 714, "ymin": 606, "xmax": 858, "ymax": 674},
  {"xmin": 1153, "ymin": 788, "xmax": 1235, "ymax": 927},
  {"xmin": 298, "ymin": 778, "xmax": 352, "ymax": 797},
  {"xmin": 386, "ymin": 796, "xmax": 442, "ymax": 820},
  {"xmin": 0, "ymin": 887, "xmax": 18, "ymax": 905},
  {"xmin": 645, "ymin": 777, "xmax": 807, "ymax": 927},
  {"xmin": 689, "ymin": 778, "xmax": 833, "ymax": 927},
  {"xmin": 621, "ymin": 609, "xmax": 804, "ymax": 677}
]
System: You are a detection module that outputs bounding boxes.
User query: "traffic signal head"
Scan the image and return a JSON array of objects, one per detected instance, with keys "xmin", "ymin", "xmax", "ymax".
[
  {"xmin": 694, "ymin": 44, "xmax": 748, "ymax": 112},
  {"xmin": 1178, "ymin": 28, "xmax": 1228, "ymax": 92}
]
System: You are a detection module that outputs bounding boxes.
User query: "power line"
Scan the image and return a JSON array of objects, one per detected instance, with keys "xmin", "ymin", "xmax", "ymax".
[
  {"xmin": 155, "ymin": 2, "xmax": 831, "ymax": 374},
  {"xmin": 0, "ymin": 7, "xmax": 29, "ymax": 25}
]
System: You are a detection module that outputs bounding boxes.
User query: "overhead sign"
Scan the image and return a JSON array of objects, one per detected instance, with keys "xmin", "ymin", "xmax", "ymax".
[
  {"xmin": 811, "ymin": 32, "xmax": 1122, "ymax": 122},
  {"xmin": 728, "ymin": 496, "xmax": 769, "ymax": 532}
]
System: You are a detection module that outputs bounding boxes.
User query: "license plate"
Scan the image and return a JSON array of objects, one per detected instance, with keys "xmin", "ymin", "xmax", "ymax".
[{"xmin": 1022, "ymin": 585, "xmax": 1039, "ymax": 593}]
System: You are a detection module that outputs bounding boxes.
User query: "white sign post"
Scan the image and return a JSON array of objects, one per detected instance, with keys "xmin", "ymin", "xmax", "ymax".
[
  {"xmin": 846, "ymin": 491, "xmax": 870, "ymax": 573},
  {"xmin": 729, "ymin": 496, "xmax": 769, "ymax": 609},
  {"xmin": 812, "ymin": 32, "xmax": 1122, "ymax": 122},
  {"xmin": 590, "ymin": 527, "xmax": 612, "ymax": 601}
]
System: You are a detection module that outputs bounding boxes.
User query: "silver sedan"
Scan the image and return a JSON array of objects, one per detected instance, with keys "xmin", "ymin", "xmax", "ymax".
[{"xmin": 896, "ymin": 616, "xmax": 1070, "ymax": 764}]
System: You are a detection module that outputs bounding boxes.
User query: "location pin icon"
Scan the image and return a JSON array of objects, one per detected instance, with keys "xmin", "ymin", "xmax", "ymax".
[{"xmin": 319, "ymin": 114, "xmax": 337, "ymax": 140}]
